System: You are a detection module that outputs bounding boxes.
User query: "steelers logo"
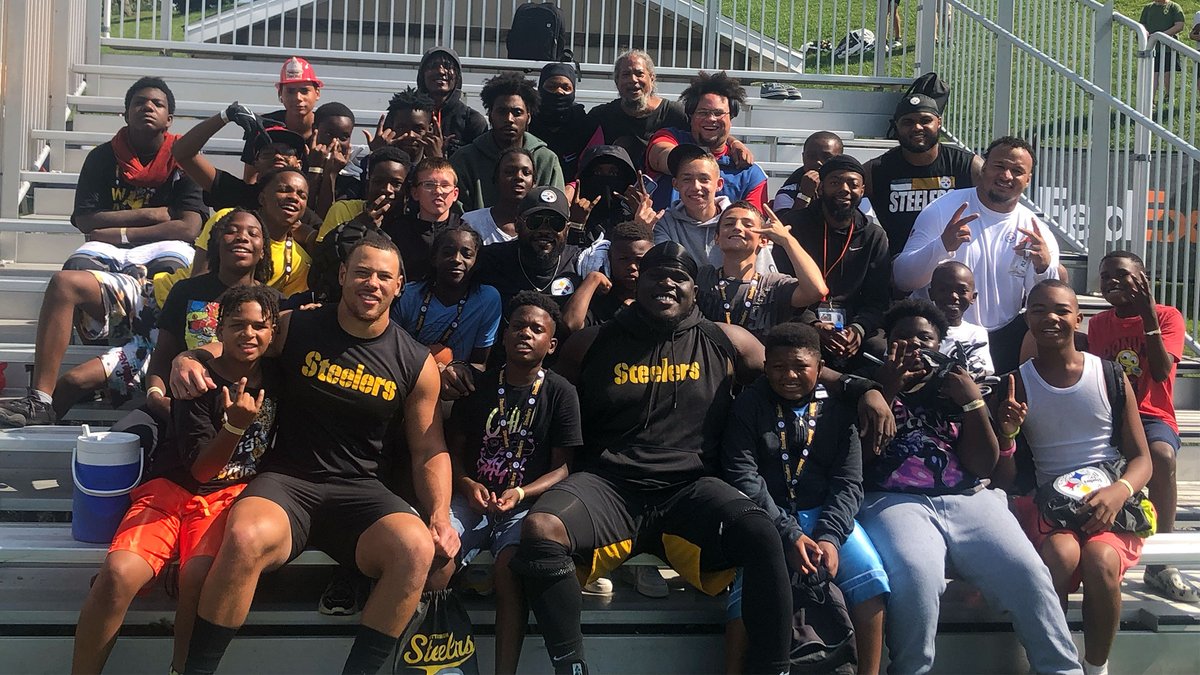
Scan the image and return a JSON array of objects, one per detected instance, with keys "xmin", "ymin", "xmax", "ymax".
[
  {"xmin": 540, "ymin": 189, "xmax": 558, "ymax": 203},
  {"xmin": 550, "ymin": 277, "xmax": 575, "ymax": 296},
  {"xmin": 939, "ymin": 176, "xmax": 952, "ymax": 189},
  {"xmin": 909, "ymin": 96, "xmax": 921, "ymax": 105}
]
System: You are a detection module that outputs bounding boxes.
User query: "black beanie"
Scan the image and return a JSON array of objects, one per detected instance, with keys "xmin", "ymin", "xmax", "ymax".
[{"xmin": 818, "ymin": 154, "xmax": 865, "ymax": 180}]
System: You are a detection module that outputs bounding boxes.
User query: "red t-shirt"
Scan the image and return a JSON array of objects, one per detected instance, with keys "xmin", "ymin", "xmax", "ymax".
[{"xmin": 1087, "ymin": 305, "xmax": 1184, "ymax": 431}]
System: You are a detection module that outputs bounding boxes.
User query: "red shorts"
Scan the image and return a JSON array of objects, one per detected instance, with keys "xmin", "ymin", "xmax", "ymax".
[
  {"xmin": 1012, "ymin": 495, "xmax": 1143, "ymax": 593},
  {"xmin": 108, "ymin": 477, "xmax": 245, "ymax": 575}
]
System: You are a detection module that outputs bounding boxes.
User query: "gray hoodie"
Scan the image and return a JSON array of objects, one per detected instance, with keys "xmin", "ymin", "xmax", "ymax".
[{"xmin": 652, "ymin": 196, "xmax": 777, "ymax": 273}]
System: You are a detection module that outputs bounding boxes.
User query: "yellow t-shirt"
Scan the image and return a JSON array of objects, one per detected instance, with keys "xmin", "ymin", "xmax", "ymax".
[
  {"xmin": 195, "ymin": 208, "xmax": 311, "ymax": 297},
  {"xmin": 317, "ymin": 199, "xmax": 366, "ymax": 242}
]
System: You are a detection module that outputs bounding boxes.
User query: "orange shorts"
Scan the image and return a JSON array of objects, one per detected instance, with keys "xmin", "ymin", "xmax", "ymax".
[
  {"xmin": 108, "ymin": 477, "xmax": 245, "ymax": 575},
  {"xmin": 1012, "ymin": 495, "xmax": 1143, "ymax": 593}
]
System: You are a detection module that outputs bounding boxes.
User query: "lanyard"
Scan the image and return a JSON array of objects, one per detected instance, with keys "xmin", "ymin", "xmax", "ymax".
[
  {"xmin": 717, "ymin": 270, "xmax": 760, "ymax": 326},
  {"xmin": 496, "ymin": 367, "xmax": 547, "ymax": 489},
  {"xmin": 414, "ymin": 285, "xmax": 470, "ymax": 345},
  {"xmin": 776, "ymin": 399, "xmax": 822, "ymax": 512},
  {"xmin": 283, "ymin": 234, "xmax": 294, "ymax": 281},
  {"xmin": 821, "ymin": 219, "xmax": 855, "ymax": 301}
]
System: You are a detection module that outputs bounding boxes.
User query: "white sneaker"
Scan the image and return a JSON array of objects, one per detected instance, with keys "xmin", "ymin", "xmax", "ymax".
[{"xmin": 582, "ymin": 576, "xmax": 613, "ymax": 596}]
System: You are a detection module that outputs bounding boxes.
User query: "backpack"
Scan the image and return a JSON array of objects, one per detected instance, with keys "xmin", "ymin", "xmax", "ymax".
[
  {"xmin": 887, "ymin": 72, "xmax": 951, "ymax": 139},
  {"xmin": 789, "ymin": 569, "xmax": 857, "ymax": 674},
  {"xmin": 506, "ymin": 2, "xmax": 572, "ymax": 62},
  {"xmin": 1008, "ymin": 357, "xmax": 1127, "ymax": 496},
  {"xmin": 831, "ymin": 29, "xmax": 875, "ymax": 60}
]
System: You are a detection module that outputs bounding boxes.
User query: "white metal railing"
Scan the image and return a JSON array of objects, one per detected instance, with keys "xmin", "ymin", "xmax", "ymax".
[
  {"xmin": 101, "ymin": 0, "xmax": 920, "ymax": 79},
  {"xmin": 0, "ymin": 0, "xmax": 89, "ymax": 219},
  {"xmin": 930, "ymin": 0, "xmax": 1200, "ymax": 348}
]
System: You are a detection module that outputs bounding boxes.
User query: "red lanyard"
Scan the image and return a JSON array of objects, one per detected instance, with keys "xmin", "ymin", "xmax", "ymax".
[{"xmin": 821, "ymin": 219, "xmax": 855, "ymax": 301}]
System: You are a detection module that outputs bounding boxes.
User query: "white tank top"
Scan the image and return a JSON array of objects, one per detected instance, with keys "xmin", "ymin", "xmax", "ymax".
[{"xmin": 1019, "ymin": 352, "xmax": 1121, "ymax": 487}]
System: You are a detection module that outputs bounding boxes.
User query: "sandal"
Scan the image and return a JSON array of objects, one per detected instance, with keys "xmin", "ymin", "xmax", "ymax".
[{"xmin": 1144, "ymin": 566, "xmax": 1200, "ymax": 603}]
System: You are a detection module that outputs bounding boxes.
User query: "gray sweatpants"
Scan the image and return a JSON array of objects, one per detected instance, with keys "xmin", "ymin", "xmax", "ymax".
[{"xmin": 859, "ymin": 488, "xmax": 1082, "ymax": 675}]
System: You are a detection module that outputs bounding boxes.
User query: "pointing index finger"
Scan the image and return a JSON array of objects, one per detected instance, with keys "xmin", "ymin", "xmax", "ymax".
[{"xmin": 1007, "ymin": 374, "xmax": 1017, "ymax": 403}]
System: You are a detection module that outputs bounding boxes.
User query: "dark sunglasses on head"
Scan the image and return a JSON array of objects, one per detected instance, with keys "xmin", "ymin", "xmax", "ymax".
[{"xmin": 526, "ymin": 213, "xmax": 568, "ymax": 232}]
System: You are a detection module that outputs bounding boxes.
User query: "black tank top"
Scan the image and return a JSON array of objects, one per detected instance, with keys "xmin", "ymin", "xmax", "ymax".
[
  {"xmin": 266, "ymin": 304, "xmax": 429, "ymax": 479},
  {"xmin": 869, "ymin": 144, "xmax": 977, "ymax": 257},
  {"xmin": 577, "ymin": 305, "xmax": 735, "ymax": 489}
]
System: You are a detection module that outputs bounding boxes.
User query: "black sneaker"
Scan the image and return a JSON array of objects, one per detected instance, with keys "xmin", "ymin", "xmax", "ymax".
[
  {"xmin": 0, "ymin": 394, "xmax": 55, "ymax": 428},
  {"xmin": 318, "ymin": 567, "xmax": 370, "ymax": 616}
]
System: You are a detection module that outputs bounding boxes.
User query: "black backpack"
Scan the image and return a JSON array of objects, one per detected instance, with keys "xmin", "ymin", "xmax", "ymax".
[
  {"xmin": 507, "ymin": 2, "xmax": 571, "ymax": 62},
  {"xmin": 887, "ymin": 72, "xmax": 951, "ymax": 139}
]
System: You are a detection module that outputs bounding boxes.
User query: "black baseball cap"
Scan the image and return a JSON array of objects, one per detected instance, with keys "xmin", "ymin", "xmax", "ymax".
[
  {"xmin": 253, "ymin": 126, "xmax": 307, "ymax": 157},
  {"xmin": 519, "ymin": 186, "xmax": 571, "ymax": 220}
]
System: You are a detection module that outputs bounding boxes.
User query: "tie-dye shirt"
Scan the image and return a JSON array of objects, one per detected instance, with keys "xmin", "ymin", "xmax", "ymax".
[{"xmin": 865, "ymin": 395, "xmax": 982, "ymax": 495}]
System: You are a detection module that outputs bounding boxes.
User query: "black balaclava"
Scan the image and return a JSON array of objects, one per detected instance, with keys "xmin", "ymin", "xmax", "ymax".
[{"xmin": 537, "ymin": 62, "xmax": 578, "ymax": 123}]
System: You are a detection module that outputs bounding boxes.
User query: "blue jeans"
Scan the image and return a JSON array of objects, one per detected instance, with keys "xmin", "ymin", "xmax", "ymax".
[{"xmin": 448, "ymin": 493, "xmax": 529, "ymax": 566}]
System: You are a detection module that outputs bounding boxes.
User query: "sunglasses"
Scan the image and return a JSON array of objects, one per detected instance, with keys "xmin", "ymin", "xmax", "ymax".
[{"xmin": 525, "ymin": 214, "xmax": 568, "ymax": 232}]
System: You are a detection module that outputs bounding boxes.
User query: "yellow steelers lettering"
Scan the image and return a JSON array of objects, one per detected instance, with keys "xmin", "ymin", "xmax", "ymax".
[
  {"xmin": 299, "ymin": 350, "xmax": 398, "ymax": 402},
  {"xmin": 301, "ymin": 350, "xmax": 322, "ymax": 376},
  {"xmin": 613, "ymin": 363, "xmax": 629, "ymax": 385}
]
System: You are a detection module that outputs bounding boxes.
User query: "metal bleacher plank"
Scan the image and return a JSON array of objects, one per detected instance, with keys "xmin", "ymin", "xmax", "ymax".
[
  {"xmin": 0, "ymin": 218, "xmax": 77, "ymax": 234},
  {"xmin": 0, "ymin": 426, "xmax": 97, "ymax": 453}
]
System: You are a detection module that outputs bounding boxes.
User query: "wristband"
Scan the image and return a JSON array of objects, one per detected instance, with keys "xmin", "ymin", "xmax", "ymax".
[
  {"xmin": 962, "ymin": 399, "xmax": 986, "ymax": 413},
  {"xmin": 307, "ymin": 166, "xmax": 324, "ymax": 174},
  {"xmin": 514, "ymin": 486, "xmax": 526, "ymax": 502},
  {"xmin": 1118, "ymin": 478, "xmax": 1136, "ymax": 497},
  {"xmin": 219, "ymin": 108, "xmax": 229, "ymax": 123},
  {"xmin": 120, "ymin": 227, "xmax": 129, "ymax": 245},
  {"xmin": 1145, "ymin": 328, "xmax": 1162, "ymax": 336},
  {"xmin": 146, "ymin": 386, "xmax": 166, "ymax": 399},
  {"xmin": 222, "ymin": 420, "xmax": 247, "ymax": 436},
  {"xmin": 1002, "ymin": 425, "xmax": 1021, "ymax": 439},
  {"xmin": 998, "ymin": 441, "xmax": 1018, "ymax": 457}
]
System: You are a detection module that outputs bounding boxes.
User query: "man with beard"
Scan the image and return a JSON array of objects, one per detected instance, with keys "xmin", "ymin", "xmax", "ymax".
[
  {"xmin": 581, "ymin": 50, "xmax": 689, "ymax": 171},
  {"xmin": 511, "ymin": 242, "xmax": 894, "ymax": 675},
  {"xmin": 169, "ymin": 234, "xmax": 459, "ymax": 675},
  {"xmin": 644, "ymin": 71, "xmax": 768, "ymax": 211},
  {"xmin": 473, "ymin": 186, "xmax": 582, "ymax": 311},
  {"xmin": 779, "ymin": 155, "xmax": 891, "ymax": 368},
  {"xmin": 416, "ymin": 46, "xmax": 487, "ymax": 158},
  {"xmin": 894, "ymin": 135, "xmax": 1060, "ymax": 374},
  {"xmin": 864, "ymin": 94, "xmax": 983, "ymax": 258},
  {"xmin": 451, "ymin": 72, "xmax": 565, "ymax": 211}
]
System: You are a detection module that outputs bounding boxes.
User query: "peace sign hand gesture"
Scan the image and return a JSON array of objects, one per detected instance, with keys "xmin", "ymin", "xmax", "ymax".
[
  {"xmin": 748, "ymin": 204, "xmax": 794, "ymax": 245},
  {"xmin": 1015, "ymin": 218, "xmax": 1052, "ymax": 273},
  {"xmin": 941, "ymin": 202, "xmax": 979, "ymax": 253}
]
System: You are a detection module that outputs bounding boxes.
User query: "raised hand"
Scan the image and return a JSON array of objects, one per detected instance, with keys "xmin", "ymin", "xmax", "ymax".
[
  {"xmin": 997, "ymin": 373, "xmax": 1027, "ymax": 437},
  {"xmin": 423, "ymin": 115, "xmax": 446, "ymax": 159},
  {"xmin": 749, "ymin": 204, "xmax": 795, "ymax": 245},
  {"xmin": 362, "ymin": 114, "xmax": 397, "ymax": 151},
  {"xmin": 940, "ymin": 202, "xmax": 978, "ymax": 253},
  {"xmin": 1015, "ymin": 218, "xmax": 1051, "ymax": 273},
  {"xmin": 306, "ymin": 135, "xmax": 331, "ymax": 172},
  {"xmin": 1127, "ymin": 268, "xmax": 1157, "ymax": 322},
  {"xmin": 221, "ymin": 377, "xmax": 266, "ymax": 430},
  {"xmin": 225, "ymin": 102, "xmax": 263, "ymax": 136},
  {"xmin": 622, "ymin": 171, "xmax": 665, "ymax": 229},
  {"xmin": 354, "ymin": 191, "xmax": 394, "ymax": 229},
  {"xmin": 940, "ymin": 366, "xmax": 983, "ymax": 408}
]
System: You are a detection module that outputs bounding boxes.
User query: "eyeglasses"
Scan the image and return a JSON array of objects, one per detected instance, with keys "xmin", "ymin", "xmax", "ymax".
[
  {"xmin": 693, "ymin": 109, "xmax": 730, "ymax": 120},
  {"xmin": 417, "ymin": 181, "xmax": 456, "ymax": 193},
  {"xmin": 525, "ymin": 214, "xmax": 568, "ymax": 232}
]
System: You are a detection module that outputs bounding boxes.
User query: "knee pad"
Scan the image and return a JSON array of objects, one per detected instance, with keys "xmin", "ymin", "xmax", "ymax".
[
  {"xmin": 719, "ymin": 502, "xmax": 780, "ymax": 557},
  {"xmin": 510, "ymin": 537, "xmax": 576, "ymax": 580}
]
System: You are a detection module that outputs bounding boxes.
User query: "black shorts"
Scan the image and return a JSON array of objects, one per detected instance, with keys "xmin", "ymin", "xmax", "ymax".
[
  {"xmin": 531, "ymin": 472, "xmax": 762, "ymax": 595},
  {"xmin": 240, "ymin": 471, "xmax": 420, "ymax": 572},
  {"xmin": 1155, "ymin": 47, "xmax": 1181, "ymax": 73}
]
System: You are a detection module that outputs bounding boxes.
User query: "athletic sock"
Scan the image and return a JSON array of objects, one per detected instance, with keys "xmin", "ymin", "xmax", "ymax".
[
  {"xmin": 30, "ymin": 389, "xmax": 52, "ymax": 404},
  {"xmin": 183, "ymin": 617, "xmax": 237, "ymax": 674},
  {"xmin": 512, "ymin": 538, "xmax": 587, "ymax": 675},
  {"xmin": 342, "ymin": 624, "xmax": 398, "ymax": 674},
  {"xmin": 1083, "ymin": 659, "xmax": 1109, "ymax": 675}
]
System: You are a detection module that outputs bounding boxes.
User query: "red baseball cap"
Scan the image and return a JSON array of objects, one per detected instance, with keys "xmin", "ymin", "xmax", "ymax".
[{"xmin": 277, "ymin": 57, "xmax": 323, "ymax": 89}]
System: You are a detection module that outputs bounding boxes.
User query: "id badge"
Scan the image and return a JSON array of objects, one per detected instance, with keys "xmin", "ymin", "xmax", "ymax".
[{"xmin": 818, "ymin": 304, "xmax": 846, "ymax": 330}]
